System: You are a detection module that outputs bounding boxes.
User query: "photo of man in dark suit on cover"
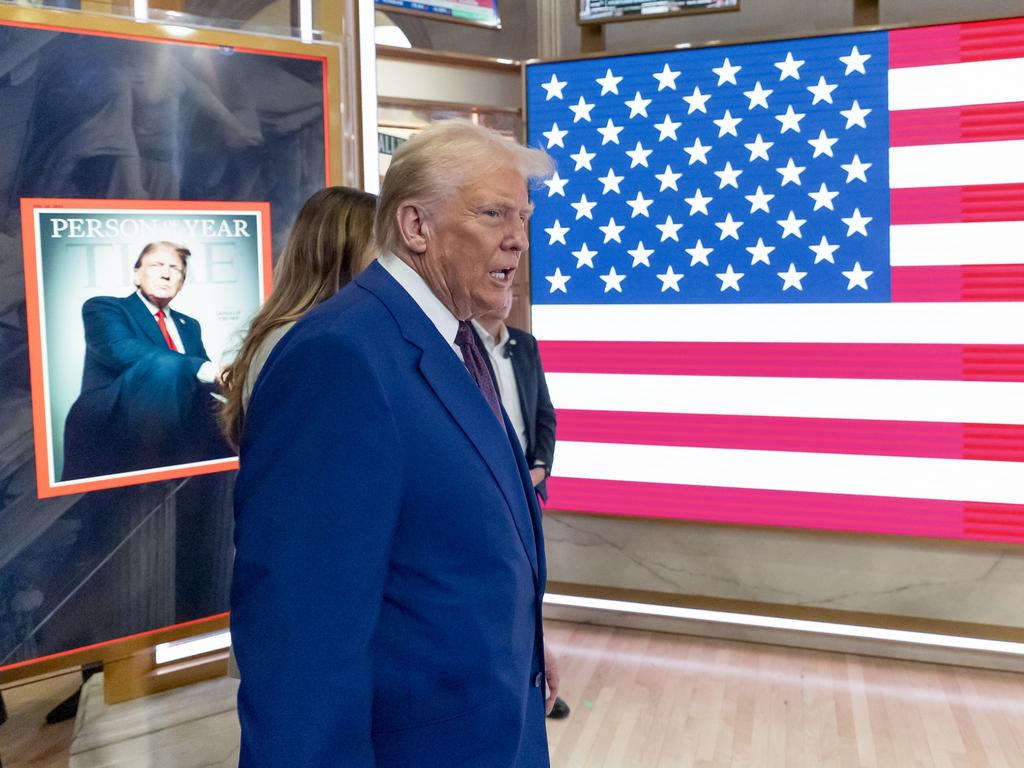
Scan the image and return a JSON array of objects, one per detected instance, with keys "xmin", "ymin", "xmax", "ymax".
[{"xmin": 61, "ymin": 240, "xmax": 231, "ymax": 480}]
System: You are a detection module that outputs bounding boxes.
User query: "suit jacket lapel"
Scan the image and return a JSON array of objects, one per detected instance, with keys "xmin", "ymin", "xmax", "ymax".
[
  {"xmin": 507, "ymin": 338, "xmax": 535, "ymax": 458},
  {"xmin": 125, "ymin": 293, "xmax": 166, "ymax": 348},
  {"xmin": 356, "ymin": 263, "xmax": 540, "ymax": 579}
]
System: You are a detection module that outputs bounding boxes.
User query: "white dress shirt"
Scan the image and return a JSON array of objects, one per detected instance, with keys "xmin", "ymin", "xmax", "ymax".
[
  {"xmin": 471, "ymin": 320, "xmax": 528, "ymax": 454},
  {"xmin": 378, "ymin": 252, "xmax": 462, "ymax": 360},
  {"xmin": 136, "ymin": 290, "xmax": 216, "ymax": 383}
]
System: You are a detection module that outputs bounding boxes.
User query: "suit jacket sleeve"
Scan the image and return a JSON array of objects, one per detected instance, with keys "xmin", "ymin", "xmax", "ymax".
[
  {"xmin": 82, "ymin": 297, "xmax": 207, "ymax": 377},
  {"xmin": 231, "ymin": 331, "xmax": 402, "ymax": 768},
  {"xmin": 528, "ymin": 334, "xmax": 556, "ymax": 501}
]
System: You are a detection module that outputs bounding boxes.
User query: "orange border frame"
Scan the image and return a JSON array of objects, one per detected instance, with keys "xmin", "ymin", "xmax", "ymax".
[{"xmin": 20, "ymin": 198, "xmax": 273, "ymax": 498}]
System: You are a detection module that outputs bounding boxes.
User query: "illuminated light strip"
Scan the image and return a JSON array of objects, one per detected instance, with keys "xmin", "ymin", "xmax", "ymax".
[
  {"xmin": 888, "ymin": 57, "xmax": 1024, "ymax": 111},
  {"xmin": 154, "ymin": 629, "xmax": 231, "ymax": 665},
  {"xmin": 133, "ymin": 0, "xmax": 148, "ymax": 21},
  {"xmin": 359, "ymin": 0, "xmax": 380, "ymax": 194},
  {"xmin": 891, "ymin": 221, "xmax": 1024, "ymax": 266},
  {"xmin": 545, "ymin": 372, "xmax": 1024, "ymax": 425},
  {"xmin": 889, "ymin": 139, "xmax": 1024, "ymax": 188},
  {"xmin": 299, "ymin": 0, "xmax": 313, "ymax": 43},
  {"xmin": 543, "ymin": 593, "xmax": 1024, "ymax": 655},
  {"xmin": 531, "ymin": 303, "xmax": 1024, "ymax": 345},
  {"xmin": 553, "ymin": 440, "xmax": 1024, "ymax": 505}
]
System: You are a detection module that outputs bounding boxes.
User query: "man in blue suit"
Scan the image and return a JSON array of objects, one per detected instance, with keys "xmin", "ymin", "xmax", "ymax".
[
  {"xmin": 62, "ymin": 241, "xmax": 229, "ymax": 480},
  {"xmin": 231, "ymin": 121, "xmax": 556, "ymax": 767}
]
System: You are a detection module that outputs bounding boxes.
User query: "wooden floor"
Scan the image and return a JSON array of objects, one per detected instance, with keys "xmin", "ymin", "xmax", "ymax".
[{"xmin": 2, "ymin": 620, "xmax": 1024, "ymax": 767}]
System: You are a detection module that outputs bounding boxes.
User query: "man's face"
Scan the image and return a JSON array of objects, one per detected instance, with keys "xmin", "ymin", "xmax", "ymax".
[
  {"xmin": 134, "ymin": 246, "xmax": 186, "ymax": 308},
  {"xmin": 417, "ymin": 164, "xmax": 531, "ymax": 321}
]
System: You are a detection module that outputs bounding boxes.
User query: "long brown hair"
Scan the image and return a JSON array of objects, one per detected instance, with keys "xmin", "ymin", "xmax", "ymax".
[{"xmin": 220, "ymin": 186, "xmax": 377, "ymax": 448}]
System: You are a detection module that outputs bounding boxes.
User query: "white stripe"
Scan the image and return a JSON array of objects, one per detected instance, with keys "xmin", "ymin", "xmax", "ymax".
[
  {"xmin": 890, "ymin": 222, "xmax": 1024, "ymax": 266},
  {"xmin": 554, "ymin": 441, "xmax": 1024, "ymax": 505},
  {"xmin": 531, "ymin": 303, "xmax": 1024, "ymax": 344},
  {"xmin": 888, "ymin": 57, "xmax": 1024, "ymax": 111},
  {"xmin": 890, "ymin": 140, "xmax": 1024, "ymax": 189},
  {"xmin": 546, "ymin": 372, "xmax": 1024, "ymax": 425}
]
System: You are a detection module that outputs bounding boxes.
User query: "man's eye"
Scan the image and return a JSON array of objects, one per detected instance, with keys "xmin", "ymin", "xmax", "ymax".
[{"xmin": 484, "ymin": 209, "xmax": 501, "ymax": 218}]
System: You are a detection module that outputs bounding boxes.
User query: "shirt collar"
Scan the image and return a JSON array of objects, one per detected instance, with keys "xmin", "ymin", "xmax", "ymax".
[
  {"xmin": 471, "ymin": 319, "xmax": 508, "ymax": 353},
  {"xmin": 378, "ymin": 252, "xmax": 459, "ymax": 350},
  {"xmin": 136, "ymin": 289, "xmax": 171, "ymax": 316}
]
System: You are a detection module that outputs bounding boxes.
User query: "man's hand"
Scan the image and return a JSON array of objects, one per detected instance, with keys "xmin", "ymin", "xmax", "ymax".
[
  {"xmin": 543, "ymin": 642, "xmax": 560, "ymax": 715},
  {"xmin": 530, "ymin": 467, "xmax": 546, "ymax": 487}
]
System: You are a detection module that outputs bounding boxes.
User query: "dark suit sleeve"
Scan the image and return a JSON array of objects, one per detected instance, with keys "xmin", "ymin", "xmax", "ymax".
[
  {"xmin": 231, "ymin": 332, "xmax": 402, "ymax": 768},
  {"xmin": 82, "ymin": 297, "xmax": 206, "ymax": 377},
  {"xmin": 528, "ymin": 334, "xmax": 556, "ymax": 501}
]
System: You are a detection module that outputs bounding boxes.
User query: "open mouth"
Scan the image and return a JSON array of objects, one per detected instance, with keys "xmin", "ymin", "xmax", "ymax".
[{"xmin": 489, "ymin": 267, "xmax": 515, "ymax": 283}]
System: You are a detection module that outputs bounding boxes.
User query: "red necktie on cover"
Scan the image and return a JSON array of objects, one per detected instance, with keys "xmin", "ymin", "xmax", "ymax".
[
  {"xmin": 454, "ymin": 321, "xmax": 503, "ymax": 424},
  {"xmin": 155, "ymin": 309, "xmax": 178, "ymax": 352}
]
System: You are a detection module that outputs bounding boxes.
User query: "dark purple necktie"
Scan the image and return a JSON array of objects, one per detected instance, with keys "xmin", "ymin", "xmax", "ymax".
[{"xmin": 454, "ymin": 321, "xmax": 503, "ymax": 423}]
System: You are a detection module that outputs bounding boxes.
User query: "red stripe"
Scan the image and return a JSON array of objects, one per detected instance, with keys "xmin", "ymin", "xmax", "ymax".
[
  {"xmin": 889, "ymin": 18, "xmax": 1024, "ymax": 68},
  {"xmin": 890, "ymin": 104, "xmax": 1024, "ymax": 148},
  {"xmin": 891, "ymin": 183, "xmax": 1024, "ymax": 224},
  {"xmin": 546, "ymin": 477, "xmax": 1024, "ymax": 543},
  {"xmin": 556, "ymin": 410, "xmax": 1024, "ymax": 463},
  {"xmin": 538, "ymin": 341, "xmax": 1024, "ymax": 382},
  {"xmin": 892, "ymin": 265, "xmax": 1024, "ymax": 302}
]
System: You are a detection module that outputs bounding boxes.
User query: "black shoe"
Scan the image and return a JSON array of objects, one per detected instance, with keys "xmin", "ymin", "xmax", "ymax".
[{"xmin": 547, "ymin": 696, "xmax": 570, "ymax": 720}]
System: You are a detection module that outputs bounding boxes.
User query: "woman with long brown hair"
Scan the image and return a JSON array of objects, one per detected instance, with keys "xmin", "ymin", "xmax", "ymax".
[{"xmin": 220, "ymin": 186, "xmax": 377, "ymax": 448}]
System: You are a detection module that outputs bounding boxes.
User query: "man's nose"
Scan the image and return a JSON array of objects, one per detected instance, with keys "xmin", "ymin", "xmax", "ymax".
[{"xmin": 506, "ymin": 220, "xmax": 529, "ymax": 253}]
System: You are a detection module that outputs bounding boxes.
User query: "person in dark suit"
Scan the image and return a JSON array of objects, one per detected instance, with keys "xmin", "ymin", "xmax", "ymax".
[
  {"xmin": 471, "ymin": 309, "xmax": 570, "ymax": 720},
  {"xmin": 62, "ymin": 240, "xmax": 229, "ymax": 480},
  {"xmin": 230, "ymin": 121, "xmax": 557, "ymax": 767}
]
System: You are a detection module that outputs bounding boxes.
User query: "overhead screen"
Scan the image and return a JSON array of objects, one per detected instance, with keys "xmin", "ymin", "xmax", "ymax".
[{"xmin": 525, "ymin": 16, "xmax": 1024, "ymax": 543}]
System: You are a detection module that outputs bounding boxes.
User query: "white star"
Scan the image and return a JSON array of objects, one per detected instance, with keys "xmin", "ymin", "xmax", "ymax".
[
  {"xmin": 775, "ymin": 105, "xmax": 806, "ymax": 133},
  {"xmin": 625, "ymin": 141, "xmax": 653, "ymax": 168},
  {"xmin": 597, "ymin": 118, "xmax": 624, "ymax": 145},
  {"xmin": 778, "ymin": 262, "xmax": 808, "ymax": 291},
  {"xmin": 628, "ymin": 241, "xmax": 655, "ymax": 267},
  {"xmin": 599, "ymin": 217, "xmax": 625, "ymax": 243},
  {"xmin": 626, "ymin": 191, "xmax": 654, "ymax": 218},
  {"xmin": 808, "ymin": 129, "xmax": 838, "ymax": 158},
  {"xmin": 654, "ymin": 114, "xmax": 682, "ymax": 141},
  {"xmin": 625, "ymin": 90, "xmax": 652, "ymax": 118},
  {"xmin": 744, "ymin": 80, "xmax": 773, "ymax": 109},
  {"xmin": 714, "ymin": 161, "xmax": 743, "ymax": 189},
  {"xmin": 570, "ymin": 193, "xmax": 597, "ymax": 220},
  {"xmin": 684, "ymin": 137, "xmax": 712, "ymax": 165},
  {"xmin": 745, "ymin": 185, "xmax": 775, "ymax": 213},
  {"xmin": 600, "ymin": 266, "xmax": 626, "ymax": 293},
  {"xmin": 542, "ymin": 171, "xmax": 568, "ymax": 197},
  {"xmin": 712, "ymin": 57, "xmax": 742, "ymax": 85},
  {"xmin": 715, "ymin": 213, "xmax": 743, "ymax": 241},
  {"xmin": 545, "ymin": 267, "xmax": 571, "ymax": 293},
  {"xmin": 841, "ymin": 154, "xmax": 872, "ymax": 183},
  {"xmin": 570, "ymin": 145, "xmax": 597, "ymax": 171},
  {"xmin": 776, "ymin": 158, "xmax": 806, "ymax": 186},
  {"xmin": 656, "ymin": 215, "xmax": 683, "ymax": 242},
  {"xmin": 840, "ymin": 100, "xmax": 872, "ymax": 129},
  {"xmin": 684, "ymin": 188, "xmax": 713, "ymax": 216},
  {"xmin": 683, "ymin": 85, "xmax": 711, "ymax": 114},
  {"xmin": 746, "ymin": 237, "xmax": 775, "ymax": 265},
  {"xmin": 840, "ymin": 46, "xmax": 872, "ymax": 75},
  {"xmin": 653, "ymin": 62, "xmax": 681, "ymax": 91},
  {"xmin": 686, "ymin": 239, "xmax": 713, "ymax": 267},
  {"xmin": 775, "ymin": 51, "xmax": 805, "ymax": 81},
  {"xmin": 596, "ymin": 68, "xmax": 623, "ymax": 95},
  {"xmin": 542, "ymin": 123, "xmax": 568, "ymax": 148},
  {"xmin": 598, "ymin": 168, "xmax": 624, "ymax": 194},
  {"xmin": 809, "ymin": 235, "xmax": 839, "ymax": 264},
  {"xmin": 777, "ymin": 210, "xmax": 807, "ymax": 239},
  {"xmin": 808, "ymin": 182, "xmax": 839, "ymax": 211},
  {"xmin": 657, "ymin": 265, "xmax": 684, "ymax": 292},
  {"xmin": 842, "ymin": 208, "xmax": 872, "ymax": 236},
  {"xmin": 713, "ymin": 110, "xmax": 743, "ymax": 137},
  {"xmin": 744, "ymin": 133, "xmax": 774, "ymax": 161},
  {"xmin": 569, "ymin": 95, "xmax": 596, "ymax": 123},
  {"xmin": 540, "ymin": 73, "xmax": 566, "ymax": 100},
  {"xmin": 572, "ymin": 242, "xmax": 598, "ymax": 268},
  {"xmin": 655, "ymin": 164, "xmax": 683, "ymax": 191},
  {"xmin": 716, "ymin": 264, "xmax": 744, "ymax": 292},
  {"xmin": 842, "ymin": 261, "xmax": 873, "ymax": 290},
  {"xmin": 545, "ymin": 219, "xmax": 569, "ymax": 245},
  {"xmin": 807, "ymin": 75, "xmax": 838, "ymax": 105}
]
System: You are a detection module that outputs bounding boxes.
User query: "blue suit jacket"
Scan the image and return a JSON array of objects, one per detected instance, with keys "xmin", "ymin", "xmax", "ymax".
[{"xmin": 231, "ymin": 262, "xmax": 549, "ymax": 768}]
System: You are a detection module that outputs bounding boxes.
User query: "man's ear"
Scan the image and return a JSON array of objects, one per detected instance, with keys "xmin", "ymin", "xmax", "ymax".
[{"xmin": 396, "ymin": 202, "xmax": 429, "ymax": 255}]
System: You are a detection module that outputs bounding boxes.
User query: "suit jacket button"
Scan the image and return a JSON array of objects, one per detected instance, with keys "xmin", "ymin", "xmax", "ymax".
[{"xmin": 532, "ymin": 672, "xmax": 543, "ymax": 688}]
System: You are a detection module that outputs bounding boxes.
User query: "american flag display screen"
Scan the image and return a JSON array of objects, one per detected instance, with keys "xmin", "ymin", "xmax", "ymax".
[{"xmin": 525, "ymin": 17, "xmax": 1024, "ymax": 543}]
